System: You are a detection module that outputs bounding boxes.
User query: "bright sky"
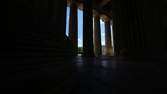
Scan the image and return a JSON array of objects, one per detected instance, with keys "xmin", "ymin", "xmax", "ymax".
[{"xmin": 66, "ymin": 7, "xmax": 113, "ymax": 47}]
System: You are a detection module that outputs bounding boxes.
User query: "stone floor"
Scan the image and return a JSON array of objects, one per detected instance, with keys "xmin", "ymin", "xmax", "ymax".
[
  {"xmin": 71, "ymin": 56, "xmax": 167, "ymax": 94},
  {"xmin": 6, "ymin": 56, "xmax": 167, "ymax": 94}
]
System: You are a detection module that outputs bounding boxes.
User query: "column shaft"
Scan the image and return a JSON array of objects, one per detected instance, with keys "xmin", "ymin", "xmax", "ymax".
[
  {"xmin": 69, "ymin": 2, "xmax": 78, "ymax": 55},
  {"xmin": 105, "ymin": 20, "xmax": 112, "ymax": 55},
  {"xmin": 83, "ymin": 0, "xmax": 94, "ymax": 56},
  {"xmin": 94, "ymin": 14, "xmax": 102, "ymax": 56}
]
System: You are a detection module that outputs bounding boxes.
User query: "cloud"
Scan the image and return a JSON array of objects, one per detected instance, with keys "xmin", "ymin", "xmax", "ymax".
[
  {"xmin": 67, "ymin": 16, "xmax": 69, "ymax": 20},
  {"xmin": 101, "ymin": 32, "xmax": 105, "ymax": 45},
  {"xmin": 78, "ymin": 38, "xmax": 81, "ymax": 42},
  {"xmin": 102, "ymin": 40, "xmax": 105, "ymax": 45},
  {"xmin": 101, "ymin": 32, "xmax": 105, "ymax": 36},
  {"xmin": 66, "ymin": 15, "xmax": 69, "ymax": 21},
  {"xmin": 78, "ymin": 38, "xmax": 83, "ymax": 47}
]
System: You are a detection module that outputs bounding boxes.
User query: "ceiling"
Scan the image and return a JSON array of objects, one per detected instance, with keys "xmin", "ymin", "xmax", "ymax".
[{"xmin": 67, "ymin": 0, "xmax": 112, "ymax": 20}]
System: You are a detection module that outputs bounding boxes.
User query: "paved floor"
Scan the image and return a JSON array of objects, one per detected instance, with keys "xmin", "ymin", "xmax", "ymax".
[
  {"xmin": 72, "ymin": 56, "xmax": 167, "ymax": 94},
  {"xmin": 6, "ymin": 56, "xmax": 167, "ymax": 94}
]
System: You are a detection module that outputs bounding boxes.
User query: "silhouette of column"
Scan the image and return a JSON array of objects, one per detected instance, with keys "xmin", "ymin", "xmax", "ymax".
[
  {"xmin": 105, "ymin": 19, "xmax": 112, "ymax": 55},
  {"xmin": 83, "ymin": 0, "xmax": 94, "ymax": 56},
  {"xmin": 69, "ymin": 1, "xmax": 78, "ymax": 55},
  {"xmin": 93, "ymin": 12, "xmax": 102, "ymax": 56}
]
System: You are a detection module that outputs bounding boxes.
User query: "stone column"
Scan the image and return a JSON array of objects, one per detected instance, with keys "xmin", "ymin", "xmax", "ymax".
[
  {"xmin": 105, "ymin": 19, "xmax": 112, "ymax": 55},
  {"xmin": 93, "ymin": 12, "xmax": 102, "ymax": 56},
  {"xmin": 69, "ymin": 1, "xmax": 78, "ymax": 55},
  {"xmin": 83, "ymin": 0, "xmax": 94, "ymax": 56}
]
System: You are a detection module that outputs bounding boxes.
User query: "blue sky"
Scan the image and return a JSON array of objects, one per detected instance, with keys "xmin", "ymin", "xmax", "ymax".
[{"xmin": 66, "ymin": 7, "xmax": 113, "ymax": 47}]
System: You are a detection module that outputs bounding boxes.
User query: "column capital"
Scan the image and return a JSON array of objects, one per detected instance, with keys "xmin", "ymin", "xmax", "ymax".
[
  {"xmin": 67, "ymin": 0, "xmax": 78, "ymax": 7},
  {"xmin": 93, "ymin": 10, "xmax": 100, "ymax": 17},
  {"xmin": 101, "ymin": 15, "xmax": 111, "ymax": 23},
  {"xmin": 104, "ymin": 16, "xmax": 111, "ymax": 22},
  {"xmin": 70, "ymin": 0, "xmax": 78, "ymax": 4},
  {"xmin": 78, "ymin": 3, "xmax": 83, "ymax": 10}
]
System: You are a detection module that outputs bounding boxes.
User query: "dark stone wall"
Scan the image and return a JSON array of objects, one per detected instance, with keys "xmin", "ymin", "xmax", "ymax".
[
  {"xmin": 112, "ymin": 0, "xmax": 167, "ymax": 58},
  {"xmin": 7, "ymin": 0, "xmax": 78, "ymax": 93}
]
